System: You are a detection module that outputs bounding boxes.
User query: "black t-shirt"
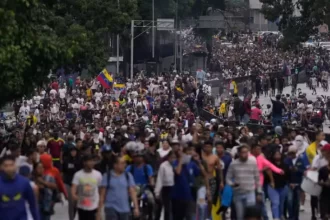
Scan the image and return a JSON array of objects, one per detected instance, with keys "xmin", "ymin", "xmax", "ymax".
[
  {"xmin": 271, "ymin": 99, "xmax": 285, "ymax": 116},
  {"xmin": 319, "ymin": 166, "xmax": 330, "ymax": 197},
  {"xmin": 264, "ymin": 161, "xmax": 290, "ymax": 188}
]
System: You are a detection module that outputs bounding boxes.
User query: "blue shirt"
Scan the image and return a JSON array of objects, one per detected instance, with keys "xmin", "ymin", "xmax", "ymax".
[
  {"xmin": 221, "ymin": 152, "xmax": 232, "ymax": 178},
  {"xmin": 126, "ymin": 164, "xmax": 153, "ymax": 185},
  {"xmin": 101, "ymin": 171, "xmax": 135, "ymax": 213},
  {"xmin": 0, "ymin": 174, "xmax": 40, "ymax": 220},
  {"xmin": 284, "ymin": 156, "xmax": 306, "ymax": 184},
  {"xmin": 172, "ymin": 160, "xmax": 200, "ymax": 200}
]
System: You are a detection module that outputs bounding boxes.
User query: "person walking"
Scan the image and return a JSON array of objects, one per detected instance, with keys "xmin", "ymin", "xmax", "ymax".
[
  {"xmin": 62, "ymin": 147, "xmax": 82, "ymax": 220},
  {"xmin": 71, "ymin": 155, "xmax": 102, "ymax": 220},
  {"xmin": 284, "ymin": 145, "xmax": 307, "ymax": 220},
  {"xmin": 226, "ymin": 145, "xmax": 262, "ymax": 220},
  {"xmin": 0, "ymin": 155, "xmax": 40, "ymax": 220},
  {"xmin": 155, "ymin": 150, "xmax": 175, "ymax": 220},
  {"xmin": 267, "ymin": 151, "xmax": 290, "ymax": 220},
  {"xmin": 98, "ymin": 156, "xmax": 139, "ymax": 220}
]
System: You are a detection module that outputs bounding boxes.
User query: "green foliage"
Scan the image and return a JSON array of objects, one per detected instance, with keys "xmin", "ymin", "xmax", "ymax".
[
  {"xmin": 0, "ymin": 0, "xmax": 68, "ymax": 107},
  {"xmin": 260, "ymin": 0, "xmax": 330, "ymax": 48},
  {"xmin": 0, "ymin": 0, "xmax": 138, "ymax": 107},
  {"xmin": 48, "ymin": 0, "xmax": 138, "ymax": 72}
]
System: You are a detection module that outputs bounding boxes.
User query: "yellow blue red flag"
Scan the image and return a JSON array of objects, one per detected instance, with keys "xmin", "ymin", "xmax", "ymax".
[{"xmin": 96, "ymin": 69, "xmax": 113, "ymax": 88}]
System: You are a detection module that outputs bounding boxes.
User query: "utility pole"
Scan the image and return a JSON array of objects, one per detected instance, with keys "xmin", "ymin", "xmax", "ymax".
[
  {"xmin": 174, "ymin": 0, "xmax": 178, "ymax": 70},
  {"xmin": 179, "ymin": 20, "xmax": 182, "ymax": 73},
  {"xmin": 116, "ymin": 0, "xmax": 120, "ymax": 76},
  {"xmin": 130, "ymin": 20, "xmax": 134, "ymax": 81},
  {"xmin": 152, "ymin": 0, "xmax": 155, "ymax": 58}
]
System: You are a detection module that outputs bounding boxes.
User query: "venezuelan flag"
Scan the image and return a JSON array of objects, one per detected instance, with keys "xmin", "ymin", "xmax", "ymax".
[
  {"xmin": 96, "ymin": 69, "xmax": 113, "ymax": 88},
  {"xmin": 114, "ymin": 84, "xmax": 125, "ymax": 89},
  {"xmin": 113, "ymin": 83, "xmax": 126, "ymax": 95}
]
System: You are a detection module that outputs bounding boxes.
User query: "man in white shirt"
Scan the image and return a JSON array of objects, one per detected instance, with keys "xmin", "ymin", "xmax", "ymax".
[
  {"xmin": 19, "ymin": 101, "xmax": 30, "ymax": 119},
  {"xmin": 77, "ymin": 96, "xmax": 84, "ymax": 105},
  {"xmin": 33, "ymin": 94, "xmax": 41, "ymax": 105},
  {"xmin": 59, "ymin": 86, "xmax": 67, "ymax": 99},
  {"xmin": 50, "ymin": 88, "xmax": 57, "ymax": 97},
  {"xmin": 94, "ymin": 90, "xmax": 103, "ymax": 102}
]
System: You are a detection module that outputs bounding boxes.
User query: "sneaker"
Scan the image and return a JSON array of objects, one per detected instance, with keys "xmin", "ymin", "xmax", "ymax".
[{"xmin": 300, "ymin": 205, "xmax": 305, "ymax": 212}]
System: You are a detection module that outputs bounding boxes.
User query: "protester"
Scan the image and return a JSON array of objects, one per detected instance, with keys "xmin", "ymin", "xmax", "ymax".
[
  {"xmin": 0, "ymin": 155, "xmax": 40, "ymax": 220},
  {"xmin": 1, "ymin": 46, "xmax": 330, "ymax": 220},
  {"xmin": 226, "ymin": 145, "xmax": 262, "ymax": 220},
  {"xmin": 99, "ymin": 156, "xmax": 139, "ymax": 220}
]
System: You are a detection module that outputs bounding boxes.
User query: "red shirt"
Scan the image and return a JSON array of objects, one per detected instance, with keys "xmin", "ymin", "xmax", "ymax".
[
  {"xmin": 47, "ymin": 138, "xmax": 64, "ymax": 159},
  {"xmin": 51, "ymin": 82, "xmax": 59, "ymax": 90},
  {"xmin": 250, "ymin": 107, "xmax": 262, "ymax": 120}
]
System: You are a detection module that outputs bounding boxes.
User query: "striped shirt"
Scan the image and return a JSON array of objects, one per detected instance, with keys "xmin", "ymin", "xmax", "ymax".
[{"xmin": 226, "ymin": 157, "xmax": 261, "ymax": 194}]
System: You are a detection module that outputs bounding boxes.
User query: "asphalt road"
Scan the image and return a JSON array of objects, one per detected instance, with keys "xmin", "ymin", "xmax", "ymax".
[{"xmin": 53, "ymin": 198, "xmax": 313, "ymax": 220}]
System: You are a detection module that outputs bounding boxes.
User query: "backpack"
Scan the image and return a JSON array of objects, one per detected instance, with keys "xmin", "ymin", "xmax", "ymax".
[{"xmin": 128, "ymin": 165, "xmax": 149, "ymax": 183}]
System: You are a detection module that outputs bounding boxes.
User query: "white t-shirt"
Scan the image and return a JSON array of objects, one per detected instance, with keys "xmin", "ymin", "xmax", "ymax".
[
  {"xmin": 40, "ymin": 90, "xmax": 46, "ymax": 98},
  {"xmin": 72, "ymin": 103, "xmax": 80, "ymax": 110},
  {"xmin": 72, "ymin": 169, "xmax": 102, "ymax": 210},
  {"xmin": 94, "ymin": 92, "xmax": 103, "ymax": 102},
  {"xmin": 182, "ymin": 133, "xmax": 193, "ymax": 143},
  {"xmin": 77, "ymin": 97, "xmax": 84, "ymax": 104},
  {"xmin": 26, "ymin": 99, "xmax": 33, "ymax": 107},
  {"xmin": 50, "ymin": 89, "xmax": 57, "ymax": 96},
  {"xmin": 33, "ymin": 96, "xmax": 41, "ymax": 105},
  {"xmin": 59, "ymin": 88, "xmax": 67, "ymax": 99},
  {"xmin": 19, "ymin": 106, "xmax": 30, "ymax": 118},
  {"xmin": 312, "ymin": 155, "xmax": 328, "ymax": 170},
  {"xmin": 34, "ymin": 109, "xmax": 40, "ymax": 122},
  {"xmin": 50, "ymin": 104, "xmax": 59, "ymax": 114},
  {"xmin": 91, "ymin": 81, "xmax": 99, "ymax": 90}
]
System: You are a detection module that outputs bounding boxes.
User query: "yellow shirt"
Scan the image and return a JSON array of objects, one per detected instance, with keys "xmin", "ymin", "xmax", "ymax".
[
  {"xmin": 123, "ymin": 154, "xmax": 132, "ymax": 163},
  {"xmin": 27, "ymin": 115, "xmax": 37, "ymax": 126},
  {"xmin": 306, "ymin": 142, "xmax": 317, "ymax": 165},
  {"xmin": 86, "ymin": 88, "xmax": 92, "ymax": 97},
  {"xmin": 232, "ymin": 81, "xmax": 238, "ymax": 94},
  {"xmin": 219, "ymin": 103, "xmax": 226, "ymax": 114},
  {"xmin": 118, "ymin": 99, "xmax": 126, "ymax": 105}
]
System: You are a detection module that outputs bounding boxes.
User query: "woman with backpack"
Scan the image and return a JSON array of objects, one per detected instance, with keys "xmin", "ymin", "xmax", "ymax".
[{"xmin": 98, "ymin": 156, "xmax": 139, "ymax": 220}]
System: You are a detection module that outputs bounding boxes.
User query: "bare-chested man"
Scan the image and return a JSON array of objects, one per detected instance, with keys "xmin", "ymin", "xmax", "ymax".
[{"xmin": 201, "ymin": 140, "xmax": 224, "ymax": 209}]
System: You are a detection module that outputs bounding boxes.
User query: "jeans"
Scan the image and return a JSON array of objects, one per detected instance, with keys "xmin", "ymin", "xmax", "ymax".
[
  {"xmin": 272, "ymin": 115, "xmax": 282, "ymax": 127},
  {"xmin": 194, "ymin": 186, "xmax": 211, "ymax": 220},
  {"xmin": 104, "ymin": 207, "xmax": 130, "ymax": 220},
  {"xmin": 287, "ymin": 185, "xmax": 300, "ymax": 220},
  {"xmin": 242, "ymin": 114, "xmax": 250, "ymax": 124},
  {"xmin": 267, "ymin": 185, "xmax": 289, "ymax": 219},
  {"xmin": 259, "ymin": 191, "xmax": 268, "ymax": 220},
  {"xmin": 233, "ymin": 191, "xmax": 256, "ymax": 220}
]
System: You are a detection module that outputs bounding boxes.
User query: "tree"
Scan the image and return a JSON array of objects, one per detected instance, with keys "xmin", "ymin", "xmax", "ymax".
[
  {"xmin": 0, "ymin": 0, "xmax": 138, "ymax": 107},
  {"xmin": 47, "ymin": 0, "xmax": 138, "ymax": 73},
  {"xmin": 0, "ymin": 0, "xmax": 70, "ymax": 107},
  {"xmin": 260, "ymin": 0, "xmax": 330, "ymax": 48}
]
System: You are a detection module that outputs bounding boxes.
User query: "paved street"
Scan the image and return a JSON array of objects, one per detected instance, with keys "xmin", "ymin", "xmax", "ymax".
[{"xmin": 53, "ymin": 198, "xmax": 313, "ymax": 220}]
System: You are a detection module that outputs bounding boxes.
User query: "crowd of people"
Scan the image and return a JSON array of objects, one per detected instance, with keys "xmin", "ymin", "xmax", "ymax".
[
  {"xmin": 0, "ymin": 68, "xmax": 329, "ymax": 220},
  {"xmin": 1, "ymin": 30, "xmax": 330, "ymax": 220}
]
